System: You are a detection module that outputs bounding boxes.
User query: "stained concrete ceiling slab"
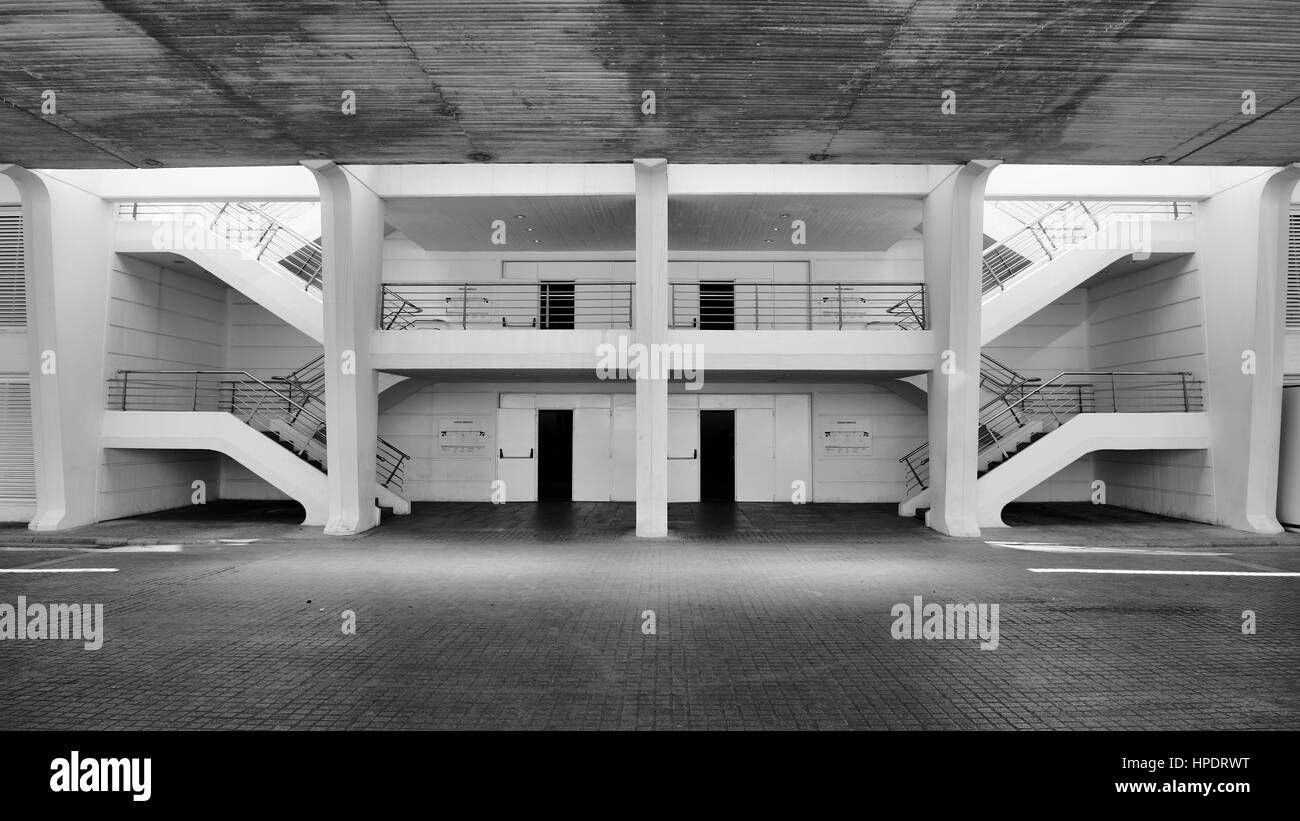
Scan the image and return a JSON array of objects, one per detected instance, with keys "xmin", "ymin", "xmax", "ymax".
[{"xmin": 2, "ymin": 1, "xmax": 1299, "ymax": 169}]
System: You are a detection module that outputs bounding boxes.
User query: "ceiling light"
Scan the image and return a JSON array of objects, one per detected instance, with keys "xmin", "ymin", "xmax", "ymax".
[
  {"xmin": 515, "ymin": 214, "xmax": 526, "ymax": 219},
  {"xmin": 1141, "ymin": 155, "xmax": 1166, "ymax": 164},
  {"xmin": 468, "ymin": 151, "xmax": 493, "ymax": 162},
  {"xmin": 764, "ymin": 239, "xmax": 773, "ymax": 244},
  {"xmin": 533, "ymin": 239, "xmax": 542, "ymax": 244},
  {"xmin": 779, "ymin": 213, "xmax": 790, "ymax": 219},
  {"xmin": 526, "ymin": 227, "xmax": 535, "ymax": 231},
  {"xmin": 809, "ymin": 153, "xmax": 831, "ymax": 162}
]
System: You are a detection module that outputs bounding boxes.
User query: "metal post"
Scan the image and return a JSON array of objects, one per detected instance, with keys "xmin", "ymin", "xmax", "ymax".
[
  {"xmin": 192, "ymin": 372, "xmax": 200, "ymax": 411},
  {"xmin": 1182, "ymin": 373, "xmax": 1189, "ymax": 412},
  {"xmin": 461, "ymin": 282, "xmax": 469, "ymax": 330},
  {"xmin": 837, "ymin": 285, "xmax": 844, "ymax": 330},
  {"xmin": 1111, "ymin": 373, "xmax": 1117, "ymax": 412},
  {"xmin": 120, "ymin": 373, "xmax": 128, "ymax": 410}
]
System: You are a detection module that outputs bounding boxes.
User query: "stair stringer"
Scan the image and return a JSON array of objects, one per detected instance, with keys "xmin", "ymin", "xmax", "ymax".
[
  {"xmin": 101, "ymin": 411, "xmax": 329, "ymax": 526},
  {"xmin": 980, "ymin": 219, "xmax": 1195, "ymax": 345},
  {"xmin": 116, "ymin": 220, "xmax": 324, "ymax": 343},
  {"xmin": 976, "ymin": 412, "xmax": 1211, "ymax": 528}
]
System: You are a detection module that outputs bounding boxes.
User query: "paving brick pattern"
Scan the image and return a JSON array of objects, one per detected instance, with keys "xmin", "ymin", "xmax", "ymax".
[{"xmin": 0, "ymin": 502, "xmax": 1297, "ymax": 730}]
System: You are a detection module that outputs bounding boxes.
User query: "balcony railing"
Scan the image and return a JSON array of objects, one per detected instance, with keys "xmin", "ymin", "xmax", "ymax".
[
  {"xmin": 899, "ymin": 370, "xmax": 1205, "ymax": 496},
  {"xmin": 668, "ymin": 282, "xmax": 927, "ymax": 330},
  {"xmin": 379, "ymin": 282, "xmax": 634, "ymax": 329}
]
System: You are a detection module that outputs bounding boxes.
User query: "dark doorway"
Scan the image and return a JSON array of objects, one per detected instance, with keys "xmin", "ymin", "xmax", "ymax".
[
  {"xmin": 699, "ymin": 281, "xmax": 735, "ymax": 330},
  {"xmin": 699, "ymin": 410, "xmax": 736, "ymax": 502},
  {"xmin": 540, "ymin": 281, "xmax": 576, "ymax": 329},
  {"xmin": 537, "ymin": 409, "xmax": 573, "ymax": 501}
]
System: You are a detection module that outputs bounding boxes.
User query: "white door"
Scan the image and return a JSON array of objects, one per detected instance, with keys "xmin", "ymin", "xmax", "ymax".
[
  {"xmin": 572, "ymin": 408, "xmax": 611, "ymax": 501},
  {"xmin": 496, "ymin": 408, "xmax": 537, "ymax": 502},
  {"xmin": 735, "ymin": 409, "xmax": 775, "ymax": 501},
  {"xmin": 610, "ymin": 407, "xmax": 636, "ymax": 501},
  {"xmin": 668, "ymin": 409, "xmax": 699, "ymax": 502}
]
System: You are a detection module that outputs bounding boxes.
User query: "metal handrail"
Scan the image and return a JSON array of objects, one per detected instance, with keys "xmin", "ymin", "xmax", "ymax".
[
  {"xmin": 118, "ymin": 201, "xmax": 324, "ymax": 294},
  {"xmin": 380, "ymin": 281, "xmax": 636, "ymax": 330},
  {"xmin": 898, "ymin": 369, "xmax": 1204, "ymax": 494},
  {"xmin": 668, "ymin": 281, "xmax": 928, "ymax": 330},
  {"xmin": 982, "ymin": 201, "xmax": 1192, "ymax": 295},
  {"xmin": 108, "ymin": 367, "xmax": 410, "ymax": 491}
]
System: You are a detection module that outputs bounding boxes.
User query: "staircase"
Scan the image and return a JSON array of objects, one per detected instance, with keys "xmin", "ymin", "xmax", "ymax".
[
  {"xmin": 898, "ymin": 370, "xmax": 1206, "ymax": 522},
  {"xmin": 116, "ymin": 202, "xmax": 326, "ymax": 342},
  {"xmin": 980, "ymin": 200, "xmax": 1194, "ymax": 344},
  {"xmin": 105, "ymin": 365, "xmax": 411, "ymax": 523}
]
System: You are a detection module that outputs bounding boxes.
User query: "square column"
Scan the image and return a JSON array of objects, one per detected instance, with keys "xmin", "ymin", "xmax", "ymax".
[
  {"xmin": 0, "ymin": 165, "xmax": 113, "ymax": 531},
  {"xmin": 922, "ymin": 160, "xmax": 999, "ymax": 537},
  {"xmin": 634, "ymin": 159, "xmax": 669, "ymax": 537},
  {"xmin": 1199, "ymin": 163, "xmax": 1300, "ymax": 533},
  {"xmin": 304, "ymin": 160, "xmax": 382, "ymax": 535}
]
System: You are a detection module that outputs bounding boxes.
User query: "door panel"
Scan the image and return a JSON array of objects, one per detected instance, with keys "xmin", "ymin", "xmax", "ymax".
[
  {"xmin": 496, "ymin": 407, "xmax": 537, "ymax": 502},
  {"xmin": 572, "ymin": 408, "xmax": 611, "ymax": 501},
  {"xmin": 668, "ymin": 409, "xmax": 699, "ymax": 503},
  {"xmin": 610, "ymin": 407, "xmax": 636, "ymax": 501},
  {"xmin": 735, "ymin": 409, "xmax": 774, "ymax": 502}
]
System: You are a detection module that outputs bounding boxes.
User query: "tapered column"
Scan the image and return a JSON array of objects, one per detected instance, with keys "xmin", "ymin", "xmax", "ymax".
[
  {"xmin": 304, "ymin": 160, "xmax": 382, "ymax": 535},
  {"xmin": 0, "ymin": 165, "xmax": 113, "ymax": 531},
  {"xmin": 634, "ymin": 159, "xmax": 669, "ymax": 537},
  {"xmin": 1199, "ymin": 163, "xmax": 1300, "ymax": 533},
  {"xmin": 923, "ymin": 160, "xmax": 999, "ymax": 537}
]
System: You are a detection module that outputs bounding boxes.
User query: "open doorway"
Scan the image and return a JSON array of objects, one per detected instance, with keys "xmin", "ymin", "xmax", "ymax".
[
  {"xmin": 699, "ymin": 409, "xmax": 736, "ymax": 501},
  {"xmin": 537, "ymin": 409, "xmax": 573, "ymax": 501},
  {"xmin": 699, "ymin": 281, "xmax": 735, "ymax": 330}
]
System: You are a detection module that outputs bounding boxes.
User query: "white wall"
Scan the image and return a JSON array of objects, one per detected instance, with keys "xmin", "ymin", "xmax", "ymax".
[
  {"xmin": 984, "ymin": 288, "xmax": 1093, "ymax": 502},
  {"xmin": 1085, "ymin": 254, "xmax": 1213, "ymax": 521},
  {"xmin": 379, "ymin": 380, "xmax": 926, "ymax": 504},
  {"xmin": 99, "ymin": 256, "xmax": 228, "ymax": 519}
]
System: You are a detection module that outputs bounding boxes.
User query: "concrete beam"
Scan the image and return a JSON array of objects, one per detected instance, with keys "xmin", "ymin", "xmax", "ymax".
[
  {"xmin": 35, "ymin": 167, "xmax": 319, "ymax": 202},
  {"xmin": 373, "ymin": 164, "xmax": 635, "ymax": 198},
  {"xmin": 985, "ymin": 165, "xmax": 1270, "ymax": 201},
  {"xmin": 667, "ymin": 164, "xmax": 952, "ymax": 197}
]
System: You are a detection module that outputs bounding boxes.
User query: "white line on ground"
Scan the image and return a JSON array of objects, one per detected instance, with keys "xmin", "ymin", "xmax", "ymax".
[
  {"xmin": 987, "ymin": 541, "xmax": 1227, "ymax": 556},
  {"xmin": 1028, "ymin": 568, "xmax": 1300, "ymax": 577},
  {"xmin": 0, "ymin": 568, "xmax": 119, "ymax": 573}
]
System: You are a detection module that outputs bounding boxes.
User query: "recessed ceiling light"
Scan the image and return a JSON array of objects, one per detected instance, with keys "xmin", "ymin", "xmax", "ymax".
[
  {"xmin": 809, "ymin": 153, "xmax": 831, "ymax": 162},
  {"xmin": 771, "ymin": 226, "xmax": 780, "ymax": 231},
  {"xmin": 526, "ymin": 227, "xmax": 535, "ymax": 231},
  {"xmin": 468, "ymin": 151, "xmax": 493, "ymax": 162},
  {"xmin": 1141, "ymin": 155, "xmax": 1166, "ymax": 164},
  {"xmin": 142, "ymin": 159, "xmax": 163, "ymax": 167},
  {"xmin": 764, "ymin": 239, "xmax": 773, "ymax": 244},
  {"xmin": 779, "ymin": 213, "xmax": 790, "ymax": 219},
  {"xmin": 515, "ymin": 214, "xmax": 526, "ymax": 219},
  {"xmin": 533, "ymin": 239, "xmax": 542, "ymax": 243}
]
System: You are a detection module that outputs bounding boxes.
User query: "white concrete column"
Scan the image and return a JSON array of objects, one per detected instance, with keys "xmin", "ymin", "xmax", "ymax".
[
  {"xmin": 923, "ymin": 160, "xmax": 999, "ymax": 537},
  {"xmin": 0, "ymin": 165, "xmax": 114, "ymax": 531},
  {"xmin": 1199, "ymin": 164, "xmax": 1300, "ymax": 534},
  {"xmin": 304, "ymin": 161, "xmax": 382, "ymax": 535},
  {"xmin": 634, "ymin": 159, "xmax": 669, "ymax": 537}
]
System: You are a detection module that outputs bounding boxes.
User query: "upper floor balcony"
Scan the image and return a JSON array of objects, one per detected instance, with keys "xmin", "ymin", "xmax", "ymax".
[{"xmin": 373, "ymin": 279, "xmax": 934, "ymax": 374}]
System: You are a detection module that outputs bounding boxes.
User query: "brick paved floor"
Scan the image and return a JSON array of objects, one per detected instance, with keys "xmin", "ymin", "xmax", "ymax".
[{"xmin": 0, "ymin": 502, "xmax": 1297, "ymax": 729}]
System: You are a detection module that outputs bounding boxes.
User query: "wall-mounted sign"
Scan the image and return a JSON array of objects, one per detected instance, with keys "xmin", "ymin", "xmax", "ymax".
[
  {"xmin": 438, "ymin": 417, "xmax": 491, "ymax": 456},
  {"xmin": 819, "ymin": 416, "xmax": 872, "ymax": 457}
]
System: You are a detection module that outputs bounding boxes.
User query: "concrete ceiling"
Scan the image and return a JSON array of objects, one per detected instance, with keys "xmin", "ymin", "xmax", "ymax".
[
  {"xmin": 385, "ymin": 194, "xmax": 922, "ymax": 251},
  {"xmin": 2, "ymin": 1, "xmax": 1299, "ymax": 169}
]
